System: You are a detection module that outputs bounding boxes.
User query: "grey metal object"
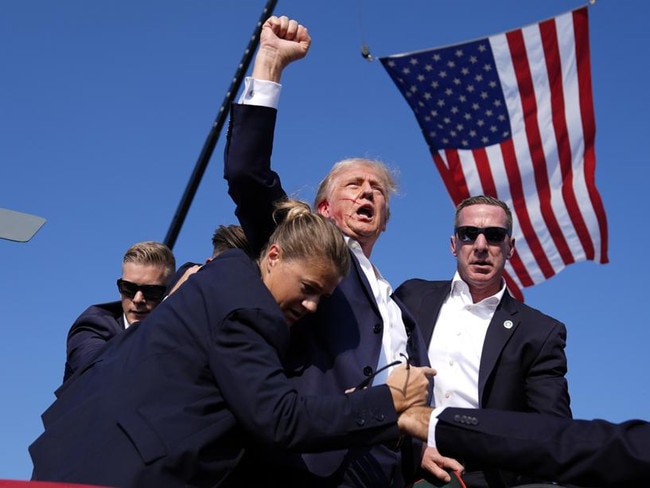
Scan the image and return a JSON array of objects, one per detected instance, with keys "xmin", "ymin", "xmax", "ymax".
[{"xmin": 0, "ymin": 208, "xmax": 46, "ymax": 242}]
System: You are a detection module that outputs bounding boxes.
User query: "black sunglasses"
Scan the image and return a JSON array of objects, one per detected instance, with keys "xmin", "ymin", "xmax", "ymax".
[
  {"xmin": 116, "ymin": 278, "xmax": 167, "ymax": 301},
  {"xmin": 455, "ymin": 226, "xmax": 511, "ymax": 244}
]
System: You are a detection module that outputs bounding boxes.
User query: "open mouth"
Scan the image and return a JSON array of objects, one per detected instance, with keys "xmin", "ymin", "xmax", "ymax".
[{"xmin": 356, "ymin": 205, "xmax": 374, "ymax": 219}]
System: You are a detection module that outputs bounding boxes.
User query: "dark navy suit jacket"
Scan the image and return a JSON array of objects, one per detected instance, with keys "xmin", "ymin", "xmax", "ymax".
[
  {"xmin": 224, "ymin": 104, "xmax": 430, "ymax": 487},
  {"xmin": 64, "ymin": 300, "xmax": 124, "ymax": 382},
  {"xmin": 436, "ymin": 407, "xmax": 650, "ymax": 488},
  {"xmin": 394, "ymin": 279, "xmax": 571, "ymax": 416},
  {"xmin": 30, "ymin": 250, "xmax": 400, "ymax": 488},
  {"xmin": 395, "ymin": 279, "xmax": 571, "ymax": 487}
]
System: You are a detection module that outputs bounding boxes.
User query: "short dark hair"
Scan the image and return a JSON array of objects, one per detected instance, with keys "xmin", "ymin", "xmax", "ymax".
[
  {"xmin": 454, "ymin": 195, "xmax": 513, "ymax": 232},
  {"xmin": 211, "ymin": 225, "xmax": 251, "ymax": 258}
]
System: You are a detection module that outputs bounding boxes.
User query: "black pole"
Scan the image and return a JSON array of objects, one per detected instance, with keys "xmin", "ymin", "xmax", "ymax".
[{"xmin": 164, "ymin": 0, "xmax": 279, "ymax": 249}]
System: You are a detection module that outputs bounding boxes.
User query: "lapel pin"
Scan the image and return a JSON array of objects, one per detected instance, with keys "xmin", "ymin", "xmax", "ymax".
[{"xmin": 503, "ymin": 320, "xmax": 513, "ymax": 329}]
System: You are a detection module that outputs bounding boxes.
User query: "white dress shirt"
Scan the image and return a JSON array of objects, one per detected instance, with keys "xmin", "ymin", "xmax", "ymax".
[{"xmin": 429, "ymin": 272, "xmax": 505, "ymax": 409}]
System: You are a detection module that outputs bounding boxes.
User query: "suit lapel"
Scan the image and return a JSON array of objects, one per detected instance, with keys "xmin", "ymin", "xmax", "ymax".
[
  {"xmin": 420, "ymin": 283, "xmax": 449, "ymax": 345},
  {"xmin": 478, "ymin": 292, "xmax": 519, "ymax": 405}
]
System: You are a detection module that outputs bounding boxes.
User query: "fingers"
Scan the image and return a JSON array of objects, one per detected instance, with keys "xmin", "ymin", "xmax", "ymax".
[
  {"xmin": 421, "ymin": 447, "xmax": 465, "ymax": 482},
  {"xmin": 422, "ymin": 462, "xmax": 452, "ymax": 484},
  {"xmin": 265, "ymin": 16, "xmax": 304, "ymax": 42},
  {"xmin": 421, "ymin": 366, "xmax": 437, "ymax": 378}
]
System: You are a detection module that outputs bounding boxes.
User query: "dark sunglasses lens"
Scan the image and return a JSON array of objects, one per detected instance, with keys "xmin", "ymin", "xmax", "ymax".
[
  {"xmin": 117, "ymin": 279, "xmax": 166, "ymax": 301},
  {"xmin": 140, "ymin": 285, "xmax": 166, "ymax": 301},
  {"xmin": 484, "ymin": 227, "xmax": 508, "ymax": 243},
  {"xmin": 457, "ymin": 226, "xmax": 479, "ymax": 242},
  {"xmin": 117, "ymin": 279, "xmax": 137, "ymax": 298}
]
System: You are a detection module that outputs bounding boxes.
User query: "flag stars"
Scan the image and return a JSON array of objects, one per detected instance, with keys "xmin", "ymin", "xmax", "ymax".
[{"xmin": 382, "ymin": 36, "xmax": 510, "ymax": 150}]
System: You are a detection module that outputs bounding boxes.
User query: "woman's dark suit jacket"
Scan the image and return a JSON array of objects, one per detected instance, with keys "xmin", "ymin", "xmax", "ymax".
[{"xmin": 29, "ymin": 250, "xmax": 400, "ymax": 488}]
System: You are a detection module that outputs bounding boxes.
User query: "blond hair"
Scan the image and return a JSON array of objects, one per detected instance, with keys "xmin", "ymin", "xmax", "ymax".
[
  {"xmin": 263, "ymin": 199, "xmax": 350, "ymax": 278},
  {"xmin": 122, "ymin": 241, "xmax": 176, "ymax": 281}
]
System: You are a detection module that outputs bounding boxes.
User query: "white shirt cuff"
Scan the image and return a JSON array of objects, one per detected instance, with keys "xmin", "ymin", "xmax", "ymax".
[
  {"xmin": 427, "ymin": 407, "xmax": 447, "ymax": 448},
  {"xmin": 238, "ymin": 77, "xmax": 281, "ymax": 109}
]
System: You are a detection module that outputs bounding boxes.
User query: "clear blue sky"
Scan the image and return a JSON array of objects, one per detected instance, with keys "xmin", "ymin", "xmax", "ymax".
[{"xmin": 1, "ymin": 0, "xmax": 646, "ymax": 479}]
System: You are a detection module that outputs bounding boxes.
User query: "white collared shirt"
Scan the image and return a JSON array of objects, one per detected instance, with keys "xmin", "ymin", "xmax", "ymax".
[
  {"xmin": 428, "ymin": 272, "xmax": 505, "ymax": 408},
  {"xmin": 238, "ymin": 77, "xmax": 281, "ymax": 108},
  {"xmin": 122, "ymin": 313, "xmax": 133, "ymax": 330}
]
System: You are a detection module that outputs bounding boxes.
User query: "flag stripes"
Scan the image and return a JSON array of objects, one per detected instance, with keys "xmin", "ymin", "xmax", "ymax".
[{"xmin": 380, "ymin": 7, "xmax": 608, "ymax": 299}]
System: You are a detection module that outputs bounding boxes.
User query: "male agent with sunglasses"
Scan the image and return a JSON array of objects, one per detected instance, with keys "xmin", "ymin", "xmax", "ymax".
[
  {"xmin": 395, "ymin": 195, "xmax": 571, "ymax": 488},
  {"xmin": 63, "ymin": 241, "xmax": 175, "ymax": 382}
]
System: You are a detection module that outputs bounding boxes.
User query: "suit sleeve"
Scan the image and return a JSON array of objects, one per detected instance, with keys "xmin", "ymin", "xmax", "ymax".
[
  {"xmin": 210, "ymin": 308, "xmax": 400, "ymax": 451},
  {"xmin": 65, "ymin": 312, "xmax": 120, "ymax": 381},
  {"xmin": 436, "ymin": 407, "xmax": 650, "ymax": 487},
  {"xmin": 523, "ymin": 318, "xmax": 571, "ymax": 417},
  {"xmin": 223, "ymin": 103, "xmax": 287, "ymax": 256}
]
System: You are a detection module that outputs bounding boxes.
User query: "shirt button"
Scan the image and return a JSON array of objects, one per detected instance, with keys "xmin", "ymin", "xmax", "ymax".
[{"xmin": 449, "ymin": 360, "xmax": 454, "ymax": 366}]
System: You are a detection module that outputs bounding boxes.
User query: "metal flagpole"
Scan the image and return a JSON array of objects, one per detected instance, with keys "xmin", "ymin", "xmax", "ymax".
[{"xmin": 164, "ymin": 0, "xmax": 278, "ymax": 250}]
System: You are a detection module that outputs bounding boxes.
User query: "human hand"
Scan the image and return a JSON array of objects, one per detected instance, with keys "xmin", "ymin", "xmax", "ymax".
[
  {"xmin": 421, "ymin": 446, "xmax": 464, "ymax": 484},
  {"xmin": 167, "ymin": 265, "xmax": 201, "ymax": 296},
  {"xmin": 386, "ymin": 364, "xmax": 435, "ymax": 413},
  {"xmin": 397, "ymin": 404, "xmax": 431, "ymax": 440},
  {"xmin": 252, "ymin": 15, "xmax": 312, "ymax": 82}
]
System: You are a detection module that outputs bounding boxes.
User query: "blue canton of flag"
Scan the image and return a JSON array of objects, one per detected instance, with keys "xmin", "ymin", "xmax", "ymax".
[{"xmin": 390, "ymin": 40, "xmax": 511, "ymax": 151}]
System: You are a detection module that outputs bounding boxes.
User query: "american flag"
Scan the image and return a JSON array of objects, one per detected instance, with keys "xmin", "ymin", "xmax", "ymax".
[{"xmin": 380, "ymin": 7, "xmax": 608, "ymax": 299}]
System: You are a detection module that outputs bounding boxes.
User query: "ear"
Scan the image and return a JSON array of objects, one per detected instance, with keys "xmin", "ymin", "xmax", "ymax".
[
  {"xmin": 450, "ymin": 235, "xmax": 458, "ymax": 257},
  {"xmin": 267, "ymin": 244, "xmax": 282, "ymax": 267},
  {"xmin": 506, "ymin": 237, "xmax": 515, "ymax": 260},
  {"xmin": 317, "ymin": 199, "xmax": 330, "ymax": 217}
]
